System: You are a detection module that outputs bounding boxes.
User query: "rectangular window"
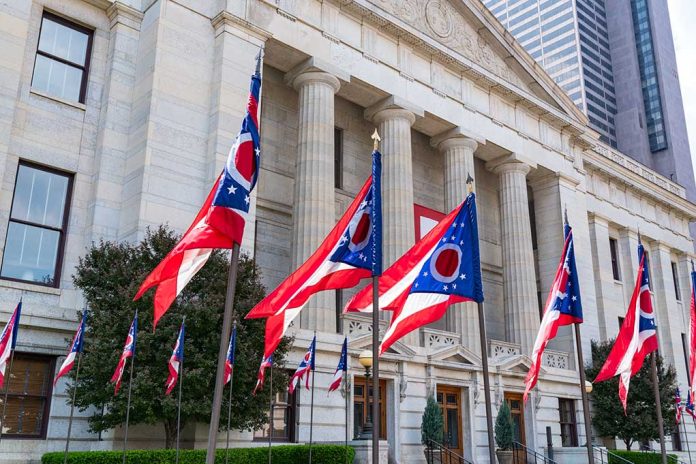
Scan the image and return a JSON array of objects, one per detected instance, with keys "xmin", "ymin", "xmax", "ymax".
[
  {"xmin": 671, "ymin": 262, "xmax": 681, "ymax": 301},
  {"xmin": 334, "ymin": 127, "xmax": 343, "ymax": 189},
  {"xmin": 609, "ymin": 238, "xmax": 620, "ymax": 280},
  {"xmin": 643, "ymin": 250, "xmax": 652, "ymax": 291},
  {"xmin": 253, "ymin": 380, "xmax": 296, "ymax": 442},
  {"xmin": 335, "ymin": 289, "xmax": 344, "ymax": 333},
  {"xmin": 1, "ymin": 162, "xmax": 73, "ymax": 287},
  {"xmin": 32, "ymin": 12, "xmax": 93, "ymax": 103},
  {"xmin": 353, "ymin": 377, "xmax": 386, "ymax": 439},
  {"xmin": 0, "ymin": 353, "xmax": 55, "ymax": 438},
  {"xmin": 558, "ymin": 398, "xmax": 578, "ymax": 447}
]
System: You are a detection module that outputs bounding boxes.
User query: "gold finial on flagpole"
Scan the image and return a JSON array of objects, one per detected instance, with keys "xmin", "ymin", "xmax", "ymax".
[
  {"xmin": 466, "ymin": 172, "xmax": 474, "ymax": 194},
  {"xmin": 371, "ymin": 129, "xmax": 381, "ymax": 151}
]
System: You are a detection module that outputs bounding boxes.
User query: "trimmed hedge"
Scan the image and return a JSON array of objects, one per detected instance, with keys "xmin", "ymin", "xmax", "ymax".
[
  {"xmin": 608, "ymin": 450, "xmax": 678, "ymax": 464},
  {"xmin": 42, "ymin": 445, "xmax": 355, "ymax": 464}
]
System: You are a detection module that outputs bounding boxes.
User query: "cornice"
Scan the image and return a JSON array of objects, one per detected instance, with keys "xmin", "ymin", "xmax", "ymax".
[
  {"xmin": 106, "ymin": 1, "xmax": 143, "ymax": 31},
  {"xmin": 211, "ymin": 10, "xmax": 272, "ymax": 41}
]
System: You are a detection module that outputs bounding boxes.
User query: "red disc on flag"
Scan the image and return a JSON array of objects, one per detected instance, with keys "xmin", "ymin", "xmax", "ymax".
[
  {"xmin": 429, "ymin": 244, "xmax": 461, "ymax": 283},
  {"xmin": 348, "ymin": 209, "xmax": 372, "ymax": 252}
]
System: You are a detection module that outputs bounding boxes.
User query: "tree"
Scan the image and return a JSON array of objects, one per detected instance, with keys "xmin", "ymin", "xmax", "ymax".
[
  {"xmin": 70, "ymin": 226, "xmax": 290, "ymax": 448},
  {"xmin": 585, "ymin": 339, "xmax": 677, "ymax": 450},
  {"xmin": 495, "ymin": 401, "xmax": 514, "ymax": 450},
  {"xmin": 421, "ymin": 395, "xmax": 444, "ymax": 446}
]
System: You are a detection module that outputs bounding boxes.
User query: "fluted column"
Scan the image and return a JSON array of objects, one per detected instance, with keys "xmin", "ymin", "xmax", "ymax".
[
  {"xmin": 366, "ymin": 97, "xmax": 421, "ymax": 344},
  {"xmin": 432, "ymin": 130, "xmax": 480, "ymax": 354},
  {"xmin": 288, "ymin": 69, "xmax": 341, "ymax": 332},
  {"xmin": 491, "ymin": 159, "xmax": 539, "ymax": 354}
]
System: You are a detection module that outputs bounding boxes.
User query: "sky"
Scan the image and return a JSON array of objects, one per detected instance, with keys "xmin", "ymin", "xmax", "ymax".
[{"xmin": 668, "ymin": 0, "xmax": 696, "ymax": 175}]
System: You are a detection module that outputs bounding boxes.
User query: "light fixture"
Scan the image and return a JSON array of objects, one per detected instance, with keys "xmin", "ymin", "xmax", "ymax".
[
  {"xmin": 585, "ymin": 380, "xmax": 593, "ymax": 394},
  {"xmin": 358, "ymin": 349, "xmax": 373, "ymax": 369}
]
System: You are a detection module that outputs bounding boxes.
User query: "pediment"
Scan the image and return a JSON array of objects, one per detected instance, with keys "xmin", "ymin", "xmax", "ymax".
[
  {"xmin": 349, "ymin": 333, "xmax": 417, "ymax": 358},
  {"xmin": 364, "ymin": 0, "xmax": 586, "ymax": 124},
  {"xmin": 428, "ymin": 344, "xmax": 481, "ymax": 366},
  {"xmin": 495, "ymin": 354, "xmax": 545, "ymax": 376}
]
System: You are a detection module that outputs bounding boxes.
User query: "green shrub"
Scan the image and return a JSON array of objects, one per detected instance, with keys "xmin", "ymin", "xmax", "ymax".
[
  {"xmin": 494, "ymin": 402, "xmax": 514, "ymax": 450},
  {"xmin": 42, "ymin": 445, "xmax": 355, "ymax": 464},
  {"xmin": 607, "ymin": 450, "xmax": 678, "ymax": 464},
  {"xmin": 421, "ymin": 395, "xmax": 444, "ymax": 446}
]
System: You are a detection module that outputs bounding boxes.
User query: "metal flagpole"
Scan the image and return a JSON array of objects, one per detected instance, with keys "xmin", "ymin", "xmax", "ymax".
[
  {"xmin": 682, "ymin": 415, "xmax": 693, "ymax": 464},
  {"xmin": 206, "ymin": 243, "xmax": 241, "ymax": 464},
  {"xmin": 682, "ymin": 333, "xmax": 694, "ymax": 464},
  {"xmin": 650, "ymin": 352, "xmax": 667, "ymax": 464},
  {"xmin": 574, "ymin": 323, "xmax": 595, "ymax": 464},
  {"xmin": 371, "ymin": 129, "xmax": 382, "ymax": 464},
  {"xmin": 225, "ymin": 320, "xmax": 237, "ymax": 464},
  {"xmin": 309, "ymin": 353, "xmax": 316, "ymax": 464},
  {"xmin": 0, "ymin": 349, "xmax": 16, "ymax": 447},
  {"xmin": 175, "ymin": 317, "xmax": 185, "ymax": 464},
  {"xmin": 345, "ymin": 372, "xmax": 349, "ymax": 464},
  {"xmin": 122, "ymin": 342, "xmax": 136, "ymax": 464},
  {"xmin": 267, "ymin": 363, "xmax": 274, "ymax": 464},
  {"xmin": 466, "ymin": 175, "xmax": 495, "ymax": 464},
  {"xmin": 63, "ymin": 352, "xmax": 83, "ymax": 464}
]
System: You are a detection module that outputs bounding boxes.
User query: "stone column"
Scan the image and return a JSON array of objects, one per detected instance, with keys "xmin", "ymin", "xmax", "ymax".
[
  {"xmin": 366, "ymin": 96, "xmax": 422, "ymax": 344},
  {"xmin": 489, "ymin": 158, "xmax": 539, "ymax": 355},
  {"xmin": 650, "ymin": 242, "xmax": 678, "ymax": 368},
  {"xmin": 432, "ymin": 128, "xmax": 480, "ymax": 354},
  {"xmin": 286, "ymin": 60, "xmax": 343, "ymax": 332}
]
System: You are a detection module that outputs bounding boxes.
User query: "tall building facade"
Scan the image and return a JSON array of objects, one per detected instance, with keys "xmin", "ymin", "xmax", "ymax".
[
  {"xmin": 0, "ymin": 1, "xmax": 696, "ymax": 463},
  {"xmin": 483, "ymin": 0, "xmax": 696, "ymax": 205}
]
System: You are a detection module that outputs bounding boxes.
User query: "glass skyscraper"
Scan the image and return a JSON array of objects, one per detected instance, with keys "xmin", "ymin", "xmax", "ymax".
[
  {"xmin": 483, "ymin": 0, "xmax": 696, "ymax": 211},
  {"xmin": 484, "ymin": 0, "xmax": 617, "ymax": 147}
]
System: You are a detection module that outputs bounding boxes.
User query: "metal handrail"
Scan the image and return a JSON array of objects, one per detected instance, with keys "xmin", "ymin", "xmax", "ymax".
[
  {"xmin": 592, "ymin": 446, "xmax": 634, "ymax": 464},
  {"xmin": 512, "ymin": 441, "xmax": 557, "ymax": 464},
  {"xmin": 424, "ymin": 439, "xmax": 473, "ymax": 464}
]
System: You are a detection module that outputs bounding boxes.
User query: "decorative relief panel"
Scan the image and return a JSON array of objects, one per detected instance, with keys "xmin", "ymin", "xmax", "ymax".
[
  {"xmin": 489, "ymin": 339, "xmax": 521, "ymax": 359},
  {"xmin": 543, "ymin": 349, "xmax": 569, "ymax": 369},
  {"xmin": 423, "ymin": 327, "xmax": 460, "ymax": 349},
  {"xmin": 370, "ymin": 0, "xmax": 528, "ymax": 90}
]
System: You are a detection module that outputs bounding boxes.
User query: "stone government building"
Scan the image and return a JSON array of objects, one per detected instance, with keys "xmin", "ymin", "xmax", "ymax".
[{"xmin": 1, "ymin": 0, "xmax": 695, "ymax": 463}]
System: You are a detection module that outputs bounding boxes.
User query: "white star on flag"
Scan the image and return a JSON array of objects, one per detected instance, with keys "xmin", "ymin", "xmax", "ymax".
[{"xmin": 228, "ymin": 185, "xmax": 237, "ymax": 195}]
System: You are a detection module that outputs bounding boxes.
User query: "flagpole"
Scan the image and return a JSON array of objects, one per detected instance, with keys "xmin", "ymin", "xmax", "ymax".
[
  {"xmin": 371, "ymin": 130, "xmax": 381, "ymax": 464},
  {"xmin": 225, "ymin": 320, "xmax": 237, "ymax": 464},
  {"xmin": 683, "ymin": 333, "xmax": 693, "ymax": 463},
  {"xmin": 122, "ymin": 344, "xmax": 135, "ymax": 464},
  {"xmin": 344, "ymin": 371, "xmax": 349, "ymax": 464},
  {"xmin": 268, "ymin": 363, "xmax": 274, "ymax": 464},
  {"xmin": 206, "ymin": 243, "xmax": 241, "ymax": 464},
  {"xmin": 650, "ymin": 352, "xmax": 667, "ymax": 464},
  {"xmin": 574, "ymin": 323, "xmax": 595, "ymax": 464},
  {"xmin": 309, "ymin": 356, "xmax": 316, "ymax": 464},
  {"xmin": 63, "ymin": 352, "xmax": 83, "ymax": 464},
  {"xmin": 0, "ymin": 349, "xmax": 16, "ymax": 448},
  {"xmin": 175, "ymin": 317, "xmax": 185, "ymax": 464},
  {"xmin": 682, "ymin": 415, "xmax": 693, "ymax": 464}
]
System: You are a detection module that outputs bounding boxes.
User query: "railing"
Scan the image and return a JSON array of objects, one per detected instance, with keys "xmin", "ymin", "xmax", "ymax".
[
  {"xmin": 512, "ymin": 441, "xmax": 557, "ymax": 464},
  {"xmin": 424, "ymin": 439, "xmax": 473, "ymax": 464},
  {"xmin": 593, "ymin": 446, "xmax": 633, "ymax": 464}
]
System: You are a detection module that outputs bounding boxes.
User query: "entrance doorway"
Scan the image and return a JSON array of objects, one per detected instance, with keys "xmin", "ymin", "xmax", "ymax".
[
  {"xmin": 436, "ymin": 385, "xmax": 463, "ymax": 459},
  {"xmin": 505, "ymin": 392, "xmax": 526, "ymax": 461}
]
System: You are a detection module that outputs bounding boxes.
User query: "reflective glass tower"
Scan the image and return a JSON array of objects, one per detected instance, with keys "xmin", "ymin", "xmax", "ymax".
[{"xmin": 483, "ymin": 0, "xmax": 695, "ymax": 207}]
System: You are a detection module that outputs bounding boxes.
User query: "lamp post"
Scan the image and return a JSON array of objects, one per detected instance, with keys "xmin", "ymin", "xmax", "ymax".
[
  {"xmin": 358, "ymin": 350, "xmax": 373, "ymax": 440},
  {"xmin": 585, "ymin": 381, "xmax": 593, "ymax": 394}
]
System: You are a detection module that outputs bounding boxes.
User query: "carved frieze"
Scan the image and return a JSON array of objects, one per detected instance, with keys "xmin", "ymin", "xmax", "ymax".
[{"xmin": 370, "ymin": 0, "xmax": 527, "ymax": 89}]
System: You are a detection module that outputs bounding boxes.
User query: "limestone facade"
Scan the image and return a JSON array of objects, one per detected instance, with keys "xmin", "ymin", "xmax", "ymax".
[{"xmin": 1, "ymin": 1, "xmax": 696, "ymax": 463}]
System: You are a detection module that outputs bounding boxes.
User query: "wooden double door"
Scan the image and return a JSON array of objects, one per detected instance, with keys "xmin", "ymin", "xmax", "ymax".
[
  {"xmin": 436, "ymin": 385, "xmax": 463, "ymax": 459},
  {"xmin": 505, "ymin": 392, "xmax": 527, "ymax": 461}
]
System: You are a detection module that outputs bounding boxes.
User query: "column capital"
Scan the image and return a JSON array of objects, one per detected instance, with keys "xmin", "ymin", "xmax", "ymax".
[
  {"xmin": 486, "ymin": 156, "xmax": 532, "ymax": 176},
  {"xmin": 107, "ymin": 1, "xmax": 144, "ymax": 30},
  {"xmin": 364, "ymin": 96, "xmax": 423, "ymax": 126},
  {"xmin": 285, "ymin": 57, "xmax": 346, "ymax": 93},
  {"xmin": 430, "ymin": 127, "xmax": 484, "ymax": 152}
]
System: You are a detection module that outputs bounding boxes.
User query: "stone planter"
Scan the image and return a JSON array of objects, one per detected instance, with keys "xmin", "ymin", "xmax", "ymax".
[{"xmin": 496, "ymin": 449, "xmax": 513, "ymax": 464}]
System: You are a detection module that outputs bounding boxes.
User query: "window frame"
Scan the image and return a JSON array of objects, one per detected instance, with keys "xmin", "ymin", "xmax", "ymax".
[
  {"xmin": 252, "ymin": 378, "xmax": 297, "ymax": 442},
  {"xmin": 334, "ymin": 127, "xmax": 343, "ymax": 190},
  {"xmin": 32, "ymin": 11, "xmax": 94, "ymax": 104},
  {"xmin": 609, "ymin": 238, "xmax": 621, "ymax": 281},
  {"xmin": 558, "ymin": 398, "xmax": 578, "ymax": 447},
  {"xmin": 353, "ymin": 377, "xmax": 387, "ymax": 440},
  {"xmin": 671, "ymin": 262, "xmax": 681, "ymax": 301},
  {"xmin": 1, "ymin": 352, "xmax": 56, "ymax": 440},
  {"xmin": 1, "ymin": 161, "xmax": 74, "ymax": 288}
]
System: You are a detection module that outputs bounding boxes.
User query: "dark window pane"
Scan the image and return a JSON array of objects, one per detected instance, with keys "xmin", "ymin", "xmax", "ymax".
[
  {"xmin": 446, "ymin": 409, "xmax": 459, "ymax": 447},
  {"xmin": 609, "ymin": 238, "xmax": 620, "ymax": 280},
  {"xmin": 671, "ymin": 262, "xmax": 681, "ymax": 300}
]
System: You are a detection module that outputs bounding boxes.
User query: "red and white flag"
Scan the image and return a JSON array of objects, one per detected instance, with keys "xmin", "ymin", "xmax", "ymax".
[
  {"xmin": 247, "ymin": 151, "xmax": 382, "ymax": 359},
  {"xmin": 134, "ymin": 54, "xmax": 262, "ymax": 329},
  {"xmin": 328, "ymin": 337, "xmax": 348, "ymax": 393},
  {"xmin": 0, "ymin": 301, "xmax": 21, "ymax": 389},
  {"xmin": 594, "ymin": 241, "xmax": 657, "ymax": 412},
  {"xmin": 165, "ymin": 322, "xmax": 185, "ymax": 395},
  {"xmin": 689, "ymin": 262, "xmax": 696, "ymax": 402},
  {"xmin": 345, "ymin": 192, "xmax": 483, "ymax": 354},
  {"xmin": 253, "ymin": 355, "xmax": 273, "ymax": 395},
  {"xmin": 54, "ymin": 311, "xmax": 87, "ymax": 386},
  {"xmin": 110, "ymin": 313, "xmax": 137, "ymax": 396}
]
